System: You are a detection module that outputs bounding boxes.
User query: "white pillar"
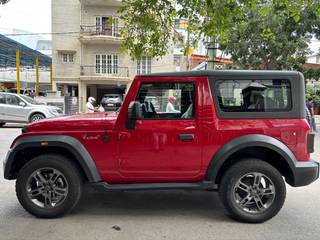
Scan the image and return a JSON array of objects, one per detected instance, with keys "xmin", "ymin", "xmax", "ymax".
[
  {"xmin": 51, "ymin": 80, "xmax": 57, "ymax": 92},
  {"xmin": 78, "ymin": 80, "xmax": 87, "ymax": 113},
  {"xmin": 63, "ymin": 85, "xmax": 69, "ymax": 96}
]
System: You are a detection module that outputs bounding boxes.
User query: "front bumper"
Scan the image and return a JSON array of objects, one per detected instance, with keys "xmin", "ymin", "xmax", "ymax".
[
  {"xmin": 291, "ymin": 160, "xmax": 319, "ymax": 187},
  {"xmin": 3, "ymin": 150, "xmax": 13, "ymax": 180}
]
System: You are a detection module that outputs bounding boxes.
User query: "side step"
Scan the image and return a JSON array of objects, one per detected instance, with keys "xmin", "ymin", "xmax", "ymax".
[{"xmin": 92, "ymin": 181, "xmax": 218, "ymax": 191}]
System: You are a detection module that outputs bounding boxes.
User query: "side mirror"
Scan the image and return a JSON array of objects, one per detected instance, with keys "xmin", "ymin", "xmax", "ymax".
[
  {"xmin": 19, "ymin": 101, "xmax": 26, "ymax": 107},
  {"xmin": 127, "ymin": 101, "xmax": 142, "ymax": 129}
]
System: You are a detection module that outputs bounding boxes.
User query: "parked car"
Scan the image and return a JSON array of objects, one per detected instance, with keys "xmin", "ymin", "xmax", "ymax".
[
  {"xmin": 0, "ymin": 92, "xmax": 63, "ymax": 126},
  {"xmin": 3, "ymin": 70, "xmax": 318, "ymax": 222},
  {"xmin": 100, "ymin": 94, "xmax": 123, "ymax": 111},
  {"xmin": 7, "ymin": 88, "xmax": 47, "ymax": 97}
]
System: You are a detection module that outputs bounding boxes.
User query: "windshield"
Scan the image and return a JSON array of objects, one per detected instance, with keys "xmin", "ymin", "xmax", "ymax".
[
  {"xmin": 105, "ymin": 95, "xmax": 121, "ymax": 99},
  {"xmin": 20, "ymin": 95, "xmax": 40, "ymax": 105}
]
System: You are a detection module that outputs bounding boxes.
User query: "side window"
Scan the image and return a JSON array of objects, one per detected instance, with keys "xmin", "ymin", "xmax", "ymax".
[
  {"xmin": 136, "ymin": 82, "xmax": 195, "ymax": 119},
  {"xmin": 215, "ymin": 79, "xmax": 292, "ymax": 112},
  {"xmin": 5, "ymin": 95, "xmax": 21, "ymax": 106},
  {"xmin": 0, "ymin": 94, "xmax": 5, "ymax": 104}
]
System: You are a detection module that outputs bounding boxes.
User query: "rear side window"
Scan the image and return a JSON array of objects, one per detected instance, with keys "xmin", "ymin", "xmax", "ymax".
[{"xmin": 216, "ymin": 79, "xmax": 292, "ymax": 112}]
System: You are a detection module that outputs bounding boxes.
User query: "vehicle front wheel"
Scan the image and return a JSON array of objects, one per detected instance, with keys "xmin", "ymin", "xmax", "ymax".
[
  {"xmin": 219, "ymin": 159, "xmax": 286, "ymax": 223},
  {"xmin": 16, "ymin": 154, "xmax": 83, "ymax": 218},
  {"xmin": 0, "ymin": 122, "xmax": 5, "ymax": 127},
  {"xmin": 30, "ymin": 113, "xmax": 45, "ymax": 122}
]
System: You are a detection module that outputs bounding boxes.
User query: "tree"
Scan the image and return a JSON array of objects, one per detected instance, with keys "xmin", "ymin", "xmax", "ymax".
[
  {"xmin": 0, "ymin": 83, "xmax": 7, "ymax": 92},
  {"xmin": 119, "ymin": 0, "xmax": 320, "ymax": 70},
  {"xmin": 221, "ymin": 2, "xmax": 314, "ymax": 70},
  {"xmin": 314, "ymin": 68, "xmax": 320, "ymax": 81},
  {"xmin": 0, "ymin": 0, "xmax": 10, "ymax": 4},
  {"xmin": 305, "ymin": 68, "xmax": 315, "ymax": 80}
]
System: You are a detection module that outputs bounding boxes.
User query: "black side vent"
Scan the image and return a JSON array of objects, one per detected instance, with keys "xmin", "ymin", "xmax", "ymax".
[{"xmin": 307, "ymin": 133, "xmax": 315, "ymax": 153}]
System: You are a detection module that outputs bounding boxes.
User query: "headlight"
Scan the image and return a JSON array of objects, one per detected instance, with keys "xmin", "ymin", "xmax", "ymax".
[
  {"xmin": 21, "ymin": 125, "xmax": 29, "ymax": 133},
  {"xmin": 49, "ymin": 108, "xmax": 62, "ymax": 115}
]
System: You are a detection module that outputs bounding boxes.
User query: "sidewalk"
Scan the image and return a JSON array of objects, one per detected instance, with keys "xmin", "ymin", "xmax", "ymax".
[{"xmin": 315, "ymin": 115, "xmax": 320, "ymax": 130}]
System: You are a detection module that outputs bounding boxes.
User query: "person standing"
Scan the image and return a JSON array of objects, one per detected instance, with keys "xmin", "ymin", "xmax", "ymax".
[
  {"xmin": 86, "ymin": 97, "xmax": 97, "ymax": 113},
  {"xmin": 306, "ymin": 97, "xmax": 317, "ymax": 132}
]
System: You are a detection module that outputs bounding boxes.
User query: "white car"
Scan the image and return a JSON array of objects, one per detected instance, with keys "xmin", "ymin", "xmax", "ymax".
[{"xmin": 0, "ymin": 92, "xmax": 63, "ymax": 126}]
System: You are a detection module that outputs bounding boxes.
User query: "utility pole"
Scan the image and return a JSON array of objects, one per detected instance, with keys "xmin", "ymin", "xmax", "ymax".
[
  {"xmin": 207, "ymin": 37, "xmax": 217, "ymax": 70},
  {"xmin": 16, "ymin": 49, "xmax": 20, "ymax": 95},
  {"xmin": 50, "ymin": 63, "xmax": 53, "ymax": 90},
  {"xmin": 186, "ymin": 27, "xmax": 191, "ymax": 70},
  {"xmin": 35, "ymin": 56, "xmax": 39, "ymax": 96},
  {"xmin": 205, "ymin": 0, "xmax": 217, "ymax": 70}
]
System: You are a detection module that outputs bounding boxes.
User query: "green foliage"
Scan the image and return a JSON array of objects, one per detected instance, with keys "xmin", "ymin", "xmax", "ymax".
[
  {"xmin": 220, "ymin": 1, "xmax": 316, "ymax": 70},
  {"xmin": 0, "ymin": 83, "xmax": 7, "ymax": 92},
  {"xmin": 0, "ymin": 0, "xmax": 10, "ymax": 4},
  {"xmin": 306, "ymin": 84, "xmax": 320, "ymax": 108},
  {"xmin": 314, "ymin": 95, "xmax": 320, "ymax": 108},
  {"xmin": 303, "ymin": 68, "xmax": 320, "ymax": 81},
  {"xmin": 119, "ymin": 0, "xmax": 320, "ymax": 69},
  {"xmin": 118, "ymin": 0, "xmax": 176, "ymax": 59}
]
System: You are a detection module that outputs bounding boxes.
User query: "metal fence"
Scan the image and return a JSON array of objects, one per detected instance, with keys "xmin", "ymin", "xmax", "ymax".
[
  {"xmin": 80, "ymin": 25, "xmax": 121, "ymax": 37},
  {"xmin": 64, "ymin": 96, "xmax": 79, "ymax": 114}
]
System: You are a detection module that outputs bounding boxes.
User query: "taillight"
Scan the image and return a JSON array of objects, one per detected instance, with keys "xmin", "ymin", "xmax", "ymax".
[{"xmin": 307, "ymin": 133, "xmax": 315, "ymax": 153}]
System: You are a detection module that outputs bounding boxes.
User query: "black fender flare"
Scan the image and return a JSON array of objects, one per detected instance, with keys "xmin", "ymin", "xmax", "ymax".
[
  {"xmin": 4, "ymin": 135, "xmax": 101, "ymax": 182},
  {"xmin": 205, "ymin": 134, "xmax": 297, "ymax": 183}
]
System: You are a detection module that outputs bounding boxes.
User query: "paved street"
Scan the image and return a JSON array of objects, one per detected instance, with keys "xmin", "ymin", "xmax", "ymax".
[{"xmin": 0, "ymin": 127, "xmax": 319, "ymax": 240}]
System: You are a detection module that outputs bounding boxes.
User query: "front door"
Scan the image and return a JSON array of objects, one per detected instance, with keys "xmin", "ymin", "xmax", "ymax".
[{"xmin": 118, "ymin": 81, "xmax": 202, "ymax": 182}]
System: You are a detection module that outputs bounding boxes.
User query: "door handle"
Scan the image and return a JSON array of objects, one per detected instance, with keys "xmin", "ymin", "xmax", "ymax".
[
  {"xmin": 118, "ymin": 132, "xmax": 130, "ymax": 140},
  {"xmin": 178, "ymin": 134, "xmax": 195, "ymax": 141}
]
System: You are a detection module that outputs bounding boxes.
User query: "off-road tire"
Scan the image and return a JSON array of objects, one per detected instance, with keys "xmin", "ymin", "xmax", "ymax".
[
  {"xmin": 219, "ymin": 158, "xmax": 286, "ymax": 223},
  {"xmin": 16, "ymin": 154, "xmax": 83, "ymax": 218}
]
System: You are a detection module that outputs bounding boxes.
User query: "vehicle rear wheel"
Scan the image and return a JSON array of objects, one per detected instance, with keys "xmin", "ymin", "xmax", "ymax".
[
  {"xmin": 218, "ymin": 158, "xmax": 286, "ymax": 223},
  {"xmin": 30, "ymin": 113, "xmax": 45, "ymax": 122},
  {"xmin": 16, "ymin": 154, "xmax": 83, "ymax": 218},
  {"xmin": 0, "ymin": 122, "xmax": 5, "ymax": 127}
]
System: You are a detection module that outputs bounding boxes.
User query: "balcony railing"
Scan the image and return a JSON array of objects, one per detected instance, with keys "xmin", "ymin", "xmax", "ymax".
[
  {"xmin": 80, "ymin": 25, "xmax": 121, "ymax": 38},
  {"xmin": 80, "ymin": 66, "xmax": 129, "ymax": 78}
]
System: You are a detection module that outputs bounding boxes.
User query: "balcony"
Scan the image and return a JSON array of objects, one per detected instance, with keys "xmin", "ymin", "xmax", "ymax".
[
  {"xmin": 80, "ymin": 66, "xmax": 130, "ymax": 82},
  {"xmin": 80, "ymin": 25, "xmax": 122, "ymax": 44},
  {"xmin": 80, "ymin": 0, "xmax": 122, "ymax": 7}
]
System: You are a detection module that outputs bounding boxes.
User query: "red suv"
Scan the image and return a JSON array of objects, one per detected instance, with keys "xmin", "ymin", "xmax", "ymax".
[{"xmin": 3, "ymin": 70, "xmax": 319, "ymax": 222}]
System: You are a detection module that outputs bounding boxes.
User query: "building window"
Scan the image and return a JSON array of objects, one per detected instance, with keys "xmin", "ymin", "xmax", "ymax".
[
  {"xmin": 69, "ymin": 54, "xmax": 74, "ymax": 63},
  {"xmin": 62, "ymin": 53, "xmax": 74, "ymax": 63},
  {"xmin": 137, "ymin": 56, "xmax": 152, "ymax": 75},
  {"xmin": 96, "ymin": 16, "xmax": 119, "ymax": 36},
  {"xmin": 62, "ymin": 54, "xmax": 68, "ymax": 63},
  {"xmin": 96, "ymin": 54, "xmax": 119, "ymax": 74},
  {"xmin": 96, "ymin": 55, "xmax": 101, "ymax": 73}
]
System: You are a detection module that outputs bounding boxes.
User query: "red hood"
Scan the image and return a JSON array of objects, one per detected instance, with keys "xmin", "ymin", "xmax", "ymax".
[{"xmin": 27, "ymin": 112, "xmax": 118, "ymax": 132}]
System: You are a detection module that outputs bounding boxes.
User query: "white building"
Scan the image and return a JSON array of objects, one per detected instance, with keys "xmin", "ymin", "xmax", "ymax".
[
  {"xmin": 52, "ymin": 0, "xmax": 174, "ymax": 112},
  {"xmin": 306, "ymin": 54, "xmax": 320, "ymax": 64},
  {"xmin": 36, "ymin": 40, "xmax": 52, "ymax": 57}
]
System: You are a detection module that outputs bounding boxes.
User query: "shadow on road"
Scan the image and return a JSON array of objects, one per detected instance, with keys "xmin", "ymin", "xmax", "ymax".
[
  {"xmin": 70, "ymin": 186, "xmax": 231, "ymax": 222},
  {"xmin": 1, "ymin": 124, "xmax": 25, "ymax": 129}
]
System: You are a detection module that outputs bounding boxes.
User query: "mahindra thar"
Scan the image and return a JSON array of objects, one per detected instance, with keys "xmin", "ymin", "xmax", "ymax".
[{"xmin": 3, "ymin": 70, "xmax": 319, "ymax": 222}]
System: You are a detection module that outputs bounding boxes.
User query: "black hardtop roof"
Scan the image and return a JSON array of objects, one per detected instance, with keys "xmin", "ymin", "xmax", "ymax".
[{"xmin": 140, "ymin": 70, "xmax": 302, "ymax": 78}]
